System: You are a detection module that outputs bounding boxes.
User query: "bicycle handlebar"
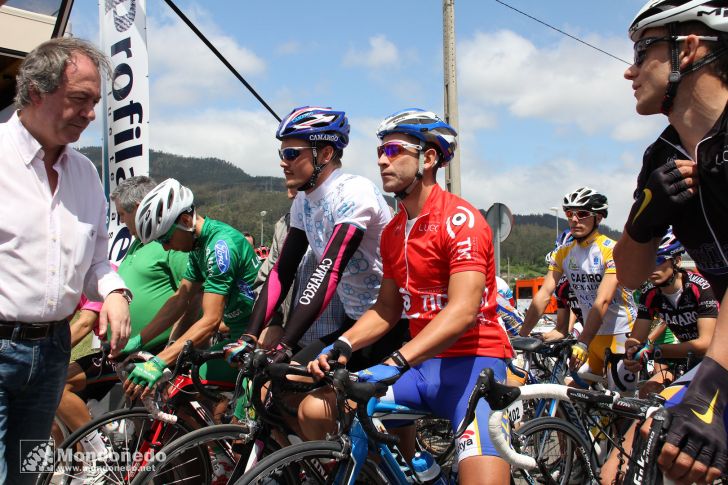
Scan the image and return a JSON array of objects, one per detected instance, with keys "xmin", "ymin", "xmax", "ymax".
[{"xmin": 459, "ymin": 368, "xmax": 666, "ymax": 471}]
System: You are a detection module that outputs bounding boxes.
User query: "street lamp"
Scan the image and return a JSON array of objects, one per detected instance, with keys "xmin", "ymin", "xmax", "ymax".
[
  {"xmin": 260, "ymin": 210, "xmax": 267, "ymax": 246},
  {"xmin": 549, "ymin": 207, "xmax": 559, "ymax": 242}
]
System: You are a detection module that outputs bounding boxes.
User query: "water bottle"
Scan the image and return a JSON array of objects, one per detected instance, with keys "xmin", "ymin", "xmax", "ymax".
[{"xmin": 411, "ymin": 451, "xmax": 447, "ymax": 485}]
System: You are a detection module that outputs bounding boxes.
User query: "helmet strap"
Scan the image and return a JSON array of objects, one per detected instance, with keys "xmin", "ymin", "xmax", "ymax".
[
  {"xmin": 661, "ymin": 25, "xmax": 728, "ymax": 115},
  {"xmin": 297, "ymin": 145, "xmax": 329, "ymax": 191},
  {"xmin": 394, "ymin": 151, "xmax": 425, "ymax": 200},
  {"xmin": 573, "ymin": 215, "xmax": 600, "ymax": 242},
  {"xmin": 657, "ymin": 261, "xmax": 679, "ymax": 288}
]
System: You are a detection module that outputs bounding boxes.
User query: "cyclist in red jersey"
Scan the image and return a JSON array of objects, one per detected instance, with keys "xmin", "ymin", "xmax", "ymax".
[{"xmin": 302, "ymin": 109, "xmax": 513, "ymax": 485}]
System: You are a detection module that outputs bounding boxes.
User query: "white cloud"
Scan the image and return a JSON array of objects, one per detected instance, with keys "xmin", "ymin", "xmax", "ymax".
[
  {"xmin": 457, "ymin": 153, "xmax": 639, "ymax": 231},
  {"xmin": 343, "ymin": 35, "xmax": 399, "ymax": 69},
  {"xmin": 275, "ymin": 41, "xmax": 301, "ymax": 55},
  {"xmin": 149, "ymin": 109, "xmax": 281, "ymax": 176},
  {"xmin": 147, "ymin": 14, "xmax": 265, "ymax": 108},
  {"xmin": 459, "ymin": 30, "xmax": 653, "ymax": 142}
]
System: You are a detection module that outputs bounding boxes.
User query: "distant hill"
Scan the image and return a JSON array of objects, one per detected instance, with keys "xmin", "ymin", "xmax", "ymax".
[
  {"xmin": 81, "ymin": 147, "xmax": 291, "ymax": 245},
  {"xmin": 80, "ymin": 147, "xmax": 621, "ymax": 272}
]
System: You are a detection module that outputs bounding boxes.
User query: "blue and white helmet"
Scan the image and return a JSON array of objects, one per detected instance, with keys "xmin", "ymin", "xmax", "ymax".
[
  {"xmin": 376, "ymin": 108, "xmax": 458, "ymax": 166},
  {"xmin": 656, "ymin": 227, "xmax": 685, "ymax": 262},
  {"xmin": 276, "ymin": 106, "xmax": 349, "ymax": 151}
]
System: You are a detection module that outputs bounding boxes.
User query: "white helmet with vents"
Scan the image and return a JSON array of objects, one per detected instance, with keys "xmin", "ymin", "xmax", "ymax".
[
  {"xmin": 562, "ymin": 187, "xmax": 609, "ymax": 217},
  {"xmin": 629, "ymin": 0, "xmax": 728, "ymax": 41},
  {"xmin": 135, "ymin": 178, "xmax": 194, "ymax": 244}
]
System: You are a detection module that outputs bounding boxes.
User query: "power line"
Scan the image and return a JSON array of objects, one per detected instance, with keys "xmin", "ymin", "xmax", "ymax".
[
  {"xmin": 495, "ymin": 0, "xmax": 631, "ymax": 65},
  {"xmin": 163, "ymin": 0, "xmax": 281, "ymax": 122}
]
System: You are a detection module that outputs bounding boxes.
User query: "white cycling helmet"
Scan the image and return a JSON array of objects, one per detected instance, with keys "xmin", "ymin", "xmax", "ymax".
[
  {"xmin": 562, "ymin": 187, "xmax": 609, "ymax": 217},
  {"xmin": 135, "ymin": 178, "xmax": 194, "ymax": 244},
  {"xmin": 629, "ymin": 1, "xmax": 728, "ymax": 113},
  {"xmin": 629, "ymin": 0, "xmax": 728, "ymax": 41}
]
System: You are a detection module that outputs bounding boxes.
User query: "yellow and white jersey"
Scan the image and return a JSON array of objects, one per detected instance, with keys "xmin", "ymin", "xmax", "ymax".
[{"xmin": 549, "ymin": 231, "xmax": 635, "ymax": 335}]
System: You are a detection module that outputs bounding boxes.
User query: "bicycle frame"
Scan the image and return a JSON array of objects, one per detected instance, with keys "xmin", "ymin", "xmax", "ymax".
[
  {"xmin": 332, "ymin": 398, "xmax": 439, "ymax": 485},
  {"xmin": 121, "ymin": 372, "xmax": 235, "ymax": 480}
]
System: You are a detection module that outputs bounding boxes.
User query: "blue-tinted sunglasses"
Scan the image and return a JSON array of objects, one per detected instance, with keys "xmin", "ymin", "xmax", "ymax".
[{"xmin": 278, "ymin": 146, "xmax": 314, "ymax": 162}]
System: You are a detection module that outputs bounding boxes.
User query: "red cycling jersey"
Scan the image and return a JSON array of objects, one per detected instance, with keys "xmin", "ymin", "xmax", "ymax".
[{"xmin": 381, "ymin": 184, "xmax": 513, "ymax": 359}]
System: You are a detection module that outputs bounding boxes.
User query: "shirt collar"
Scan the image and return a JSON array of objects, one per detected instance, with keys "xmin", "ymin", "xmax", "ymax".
[
  {"xmin": 397, "ymin": 183, "xmax": 443, "ymax": 219},
  {"xmin": 577, "ymin": 230, "xmax": 600, "ymax": 247},
  {"xmin": 9, "ymin": 111, "xmax": 71, "ymax": 167}
]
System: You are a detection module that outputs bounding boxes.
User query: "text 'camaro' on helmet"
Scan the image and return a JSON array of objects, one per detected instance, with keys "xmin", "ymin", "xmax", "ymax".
[
  {"xmin": 562, "ymin": 187, "xmax": 609, "ymax": 217},
  {"xmin": 629, "ymin": 0, "xmax": 728, "ymax": 41},
  {"xmin": 376, "ymin": 108, "xmax": 458, "ymax": 166},
  {"xmin": 135, "ymin": 178, "xmax": 194, "ymax": 244},
  {"xmin": 276, "ymin": 106, "xmax": 350, "ymax": 151}
]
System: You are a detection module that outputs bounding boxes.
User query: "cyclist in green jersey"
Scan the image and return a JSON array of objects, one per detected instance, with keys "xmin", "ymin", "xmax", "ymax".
[{"xmin": 122, "ymin": 178, "xmax": 261, "ymax": 399}]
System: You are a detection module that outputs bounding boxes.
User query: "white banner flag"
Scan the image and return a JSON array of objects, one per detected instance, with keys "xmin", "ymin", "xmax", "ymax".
[{"xmin": 100, "ymin": 0, "xmax": 150, "ymax": 263}]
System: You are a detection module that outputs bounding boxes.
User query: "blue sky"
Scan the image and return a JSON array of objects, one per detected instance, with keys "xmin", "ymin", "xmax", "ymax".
[{"xmin": 68, "ymin": 0, "xmax": 659, "ymax": 227}]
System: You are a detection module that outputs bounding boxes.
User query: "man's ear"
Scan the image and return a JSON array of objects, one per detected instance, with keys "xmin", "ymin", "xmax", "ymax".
[
  {"xmin": 679, "ymin": 34, "xmax": 701, "ymax": 70},
  {"xmin": 179, "ymin": 213, "xmax": 193, "ymax": 228},
  {"xmin": 322, "ymin": 144, "xmax": 335, "ymax": 164},
  {"xmin": 423, "ymin": 147, "xmax": 440, "ymax": 170},
  {"xmin": 28, "ymin": 85, "xmax": 43, "ymax": 105}
]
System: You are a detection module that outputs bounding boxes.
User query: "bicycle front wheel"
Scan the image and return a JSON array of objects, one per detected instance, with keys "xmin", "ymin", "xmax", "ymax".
[
  {"xmin": 131, "ymin": 423, "xmax": 287, "ymax": 485},
  {"xmin": 37, "ymin": 407, "xmax": 195, "ymax": 485},
  {"xmin": 512, "ymin": 417, "xmax": 596, "ymax": 485},
  {"xmin": 233, "ymin": 440, "xmax": 387, "ymax": 485}
]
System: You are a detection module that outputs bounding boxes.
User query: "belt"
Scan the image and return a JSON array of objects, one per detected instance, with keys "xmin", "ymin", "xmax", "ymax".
[{"xmin": 0, "ymin": 319, "xmax": 67, "ymax": 341}]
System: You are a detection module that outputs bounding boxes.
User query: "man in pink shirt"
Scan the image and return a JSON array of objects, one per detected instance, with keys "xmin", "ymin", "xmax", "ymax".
[{"xmin": 0, "ymin": 38, "xmax": 130, "ymax": 483}]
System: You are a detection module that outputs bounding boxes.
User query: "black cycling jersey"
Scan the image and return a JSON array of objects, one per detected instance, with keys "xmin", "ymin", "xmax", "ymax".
[
  {"xmin": 635, "ymin": 104, "xmax": 728, "ymax": 299},
  {"xmin": 637, "ymin": 270, "xmax": 719, "ymax": 342},
  {"xmin": 555, "ymin": 274, "xmax": 583, "ymax": 323}
]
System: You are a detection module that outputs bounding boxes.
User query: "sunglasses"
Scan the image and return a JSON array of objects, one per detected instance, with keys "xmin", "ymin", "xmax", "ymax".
[
  {"xmin": 633, "ymin": 35, "xmax": 718, "ymax": 66},
  {"xmin": 377, "ymin": 141, "xmax": 422, "ymax": 159},
  {"xmin": 158, "ymin": 223, "xmax": 180, "ymax": 245},
  {"xmin": 564, "ymin": 209, "xmax": 595, "ymax": 220},
  {"xmin": 278, "ymin": 146, "xmax": 314, "ymax": 162}
]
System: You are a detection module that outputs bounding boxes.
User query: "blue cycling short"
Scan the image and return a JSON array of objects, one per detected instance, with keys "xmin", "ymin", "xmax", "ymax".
[{"xmin": 381, "ymin": 356, "xmax": 507, "ymax": 462}]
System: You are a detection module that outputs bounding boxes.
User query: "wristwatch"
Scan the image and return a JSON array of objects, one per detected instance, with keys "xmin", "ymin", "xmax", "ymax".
[{"xmin": 110, "ymin": 288, "xmax": 133, "ymax": 305}]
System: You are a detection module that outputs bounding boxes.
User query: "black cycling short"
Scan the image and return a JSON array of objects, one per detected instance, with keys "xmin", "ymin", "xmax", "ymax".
[
  {"xmin": 71, "ymin": 343, "xmax": 165, "ymax": 401},
  {"xmin": 291, "ymin": 318, "xmax": 410, "ymax": 371}
]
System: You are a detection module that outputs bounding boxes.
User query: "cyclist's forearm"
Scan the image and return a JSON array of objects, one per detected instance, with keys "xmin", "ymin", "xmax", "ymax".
[
  {"xmin": 247, "ymin": 228, "xmax": 308, "ymax": 338},
  {"xmin": 614, "ymin": 234, "xmax": 659, "ymax": 290},
  {"xmin": 71, "ymin": 309, "xmax": 97, "ymax": 347},
  {"xmin": 280, "ymin": 223, "xmax": 364, "ymax": 347},
  {"xmin": 660, "ymin": 338, "xmax": 710, "ymax": 359},
  {"xmin": 580, "ymin": 303, "xmax": 609, "ymax": 345},
  {"xmin": 397, "ymin": 304, "xmax": 474, "ymax": 366},
  {"xmin": 344, "ymin": 307, "xmax": 399, "ymax": 352},
  {"xmin": 629, "ymin": 318, "xmax": 651, "ymax": 344},
  {"xmin": 157, "ymin": 316, "xmax": 220, "ymax": 364}
]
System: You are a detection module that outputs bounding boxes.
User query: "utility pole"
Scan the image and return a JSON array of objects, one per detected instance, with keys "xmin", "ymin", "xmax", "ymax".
[{"xmin": 443, "ymin": 0, "xmax": 461, "ymax": 195}]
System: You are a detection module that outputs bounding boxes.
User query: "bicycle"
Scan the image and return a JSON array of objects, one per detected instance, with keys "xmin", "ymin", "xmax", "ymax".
[
  {"xmin": 233, "ymin": 364, "xmax": 462, "ymax": 485},
  {"xmin": 129, "ymin": 348, "xmax": 328, "ymax": 484},
  {"xmin": 38, "ymin": 341, "xmax": 236, "ymax": 484},
  {"xmin": 458, "ymin": 367, "xmax": 667, "ymax": 484}
]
